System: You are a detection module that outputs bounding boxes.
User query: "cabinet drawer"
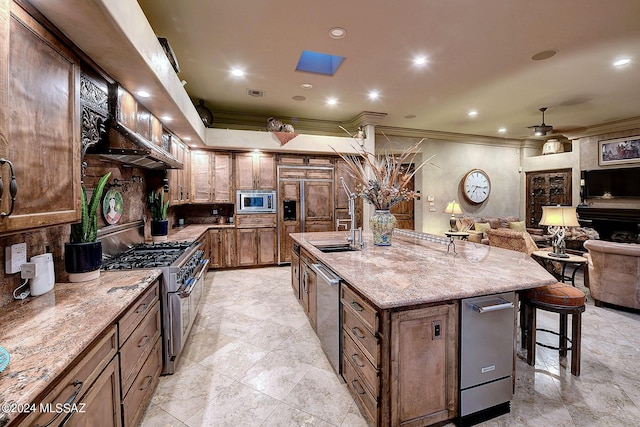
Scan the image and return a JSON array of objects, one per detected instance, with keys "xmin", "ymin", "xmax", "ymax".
[
  {"xmin": 342, "ymin": 285, "xmax": 378, "ymax": 334},
  {"xmin": 343, "ymin": 352, "xmax": 377, "ymax": 425},
  {"xmin": 306, "ymin": 169, "xmax": 333, "ymax": 179},
  {"xmin": 120, "ymin": 302, "xmax": 161, "ymax": 395},
  {"xmin": 122, "ymin": 337, "xmax": 162, "ymax": 427},
  {"xmin": 279, "ymin": 168, "xmax": 307, "ymax": 178},
  {"xmin": 343, "ymin": 332, "xmax": 379, "ymax": 395},
  {"xmin": 299, "ymin": 247, "xmax": 317, "ymax": 266},
  {"xmin": 235, "ymin": 214, "xmax": 277, "ymax": 228},
  {"xmin": 118, "ymin": 281, "xmax": 159, "ymax": 345},
  {"xmin": 343, "ymin": 304, "xmax": 380, "ymax": 366},
  {"xmin": 19, "ymin": 326, "xmax": 117, "ymax": 427}
]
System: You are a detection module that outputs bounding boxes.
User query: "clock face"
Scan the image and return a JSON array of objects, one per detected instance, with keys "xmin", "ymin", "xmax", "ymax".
[{"xmin": 463, "ymin": 169, "xmax": 491, "ymax": 204}]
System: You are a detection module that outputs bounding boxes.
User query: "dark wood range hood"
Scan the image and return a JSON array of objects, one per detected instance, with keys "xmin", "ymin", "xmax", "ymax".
[{"xmin": 81, "ymin": 72, "xmax": 183, "ymax": 170}]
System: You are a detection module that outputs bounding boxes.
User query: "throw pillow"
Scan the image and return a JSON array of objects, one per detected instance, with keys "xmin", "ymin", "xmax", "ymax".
[
  {"xmin": 509, "ymin": 221, "xmax": 526, "ymax": 232},
  {"xmin": 474, "ymin": 222, "xmax": 491, "ymax": 233}
]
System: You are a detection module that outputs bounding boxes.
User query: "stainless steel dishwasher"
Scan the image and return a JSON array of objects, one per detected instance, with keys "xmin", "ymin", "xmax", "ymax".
[
  {"xmin": 459, "ymin": 291, "xmax": 515, "ymax": 425},
  {"xmin": 312, "ymin": 262, "xmax": 342, "ymax": 375}
]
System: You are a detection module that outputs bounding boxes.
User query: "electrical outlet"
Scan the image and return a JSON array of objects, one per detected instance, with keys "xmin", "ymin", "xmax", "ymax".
[{"xmin": 5, "ymin": 243, "xmax": 27, "ymax": 274}]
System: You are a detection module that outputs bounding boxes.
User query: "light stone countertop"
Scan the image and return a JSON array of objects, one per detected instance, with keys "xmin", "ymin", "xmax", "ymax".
[
  {"xmin": 0, "ymin": 269, "xmax": 162, "ymax": 426},
  {"xmin": 291, "ymin": 231, "xmax": 557, "ymax": 309}
]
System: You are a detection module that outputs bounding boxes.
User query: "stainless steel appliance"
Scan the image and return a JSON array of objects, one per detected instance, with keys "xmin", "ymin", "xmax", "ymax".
[
  {"xmin": 100, "ymin": 222, "xmax": 208, "ymax": 375},
  {"xmin": 313, "ymin": 262, "xmax": 342, "ymax": 375},
  {"xmin": 236, "ymin": 190, "xmax": 276, "ymax": 213},
  {"xmin": 459, "ymin": 291, "xmax": 515, "ymax": 425}
]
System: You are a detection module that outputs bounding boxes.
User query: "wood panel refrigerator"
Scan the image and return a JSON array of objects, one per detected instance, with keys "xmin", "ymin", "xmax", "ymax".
[{"xmin": 278, "ymin": 166, "xmax": 334, "ymax": 264}]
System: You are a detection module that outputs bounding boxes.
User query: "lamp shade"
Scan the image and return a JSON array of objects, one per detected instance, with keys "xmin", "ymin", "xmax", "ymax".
[
  {"xmin": 444, "ymin": 201, "xmax": 463, "ymax": 215},
  {"xmin": 539, "ymin": 206, "xmax": 579, "ymax": 227}
]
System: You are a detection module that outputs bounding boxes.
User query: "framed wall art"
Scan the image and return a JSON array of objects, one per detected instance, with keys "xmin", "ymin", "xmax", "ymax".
[{"xmin": 599, "ymin": 136, "xmax": 640, "ymax": 166}]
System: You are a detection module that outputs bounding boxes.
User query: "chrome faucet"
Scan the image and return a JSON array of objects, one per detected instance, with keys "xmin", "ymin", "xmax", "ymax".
[{"xmin": 340, "ymin": 177, "xmax": 364, "ymax": 249}]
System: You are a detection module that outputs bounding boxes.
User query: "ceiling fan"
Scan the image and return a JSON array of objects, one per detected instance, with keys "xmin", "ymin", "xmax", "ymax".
[{"xmin": 528, "ymin": 107, "xmax": 554, "ymax": 136}]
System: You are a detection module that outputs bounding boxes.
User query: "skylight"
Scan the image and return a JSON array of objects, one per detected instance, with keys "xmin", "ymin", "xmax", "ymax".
[{"xmin": 296, "ymin": 50, "xmax": 345, "ymax": 76}]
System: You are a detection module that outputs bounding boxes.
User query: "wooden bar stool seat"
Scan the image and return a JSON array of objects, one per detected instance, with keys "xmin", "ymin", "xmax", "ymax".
[{"xmin": 520, "ymin": 282, "xmax": 586, "ymax": 376}]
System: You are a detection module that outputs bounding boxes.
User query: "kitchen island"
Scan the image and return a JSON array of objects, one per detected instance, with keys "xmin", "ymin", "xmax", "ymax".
[{"xmin": 290, "ymin": 230, "xmax": 557, "ymax": 427}]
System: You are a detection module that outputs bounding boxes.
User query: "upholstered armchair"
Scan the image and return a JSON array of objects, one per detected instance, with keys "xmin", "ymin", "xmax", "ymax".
[{"xmin": 583, "ymin": 240, "xmax": 640, "ymax": 310}]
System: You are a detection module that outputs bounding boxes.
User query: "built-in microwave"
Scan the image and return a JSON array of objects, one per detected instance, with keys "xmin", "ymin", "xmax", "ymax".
[{"xmin": 236, "ymin": 190, "xmax": 276, "ymax": 214}]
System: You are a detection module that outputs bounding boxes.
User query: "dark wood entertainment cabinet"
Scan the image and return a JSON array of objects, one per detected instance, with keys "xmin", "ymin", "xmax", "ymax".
[{"xmin": 576, "ymin": 206, "xmax": 640, "ymax": 243}]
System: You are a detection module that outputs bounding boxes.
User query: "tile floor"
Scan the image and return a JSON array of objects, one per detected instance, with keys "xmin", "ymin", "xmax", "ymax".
[{"xmin": 141, "ymin": 266, "xmax": 640, "ymax": 426}]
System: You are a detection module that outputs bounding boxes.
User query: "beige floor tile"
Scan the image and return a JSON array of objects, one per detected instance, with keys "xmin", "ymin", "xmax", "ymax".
[
  {"xmin": 150, "ymin": 363, "xmax": 235, "ymax": 422},
  {"xmin": 283, "ymin": 366, "xmax": 355, "ymax": 425},
  {"xmin": 184, "ymin": 381, "xmax": 279, "ymax": 427},
  {"xmin": 238, "ymin": 350, "xmax": 313, "ymax": 400},
  {"xmin": 139, "ymin": 403, "xmax": 188, "ymax": 427},
  {"xmin": 261, "ymin": 401, "xmax": 337, "ymax": 426}
]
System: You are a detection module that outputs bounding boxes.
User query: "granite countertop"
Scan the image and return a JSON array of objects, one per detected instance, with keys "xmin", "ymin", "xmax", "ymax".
[
  {"xmin": 291, "ymin": 231, "xmax": 557, "ymax": 309},
  {"xmin": 164, "ymin": 224, "xmax": 234, "ymax": 243},
  {"xmin": 0, "ymin": 269, "xmax": 162, "ymax": 426}
]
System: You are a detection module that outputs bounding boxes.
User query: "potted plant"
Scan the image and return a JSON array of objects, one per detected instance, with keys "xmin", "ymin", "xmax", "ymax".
[
  {"xmin": 65, "ymin": 172, "xmax": 111, "ymax": 282},
  {"xmin": 148, "ymin": 189, "xmax": 169, "ymax": 241}
]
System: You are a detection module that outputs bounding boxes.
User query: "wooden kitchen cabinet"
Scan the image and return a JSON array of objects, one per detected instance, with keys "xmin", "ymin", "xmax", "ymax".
[
  {"xmin": 209, "ymin": 228, "xmax": 236, "ymax": 268},
  {"xmin": 291, "ymin": 246, "xmax": 300, "ymax": 298},
  {"xmin": 299, "ymin": 247, "xmax": 317, "ymax": 330},
  {"xmin": 191, "ymin": 150, "xmax": 232, "ymax": 203},
  {"xmin": 18, "ymin": 326, "xmax": 121, "ymax": 427},
  {"xmin": 168, "ymin": 136, "xmax": 190, "ymax": 204},
  {"xmin": 235, "ymin": 214, "xmax": 277, "ymax": 266},
  {"xmin": 341, "ymin": 282, "xmax": 459, "ymax": 426},
  {"xmin": 235, "ymin": 226, "xmax": 276, "ymax": 266},
  {"xmin": 389, "ymin": 303, "xmax": 458, "ymax": 426},
  {"xmin": 0, "ymin": 1, "xmax": 82, "ymax": 234},
  {"xmin": 235, "ymin": 152, "xmax": 276, "ymax": 190}
]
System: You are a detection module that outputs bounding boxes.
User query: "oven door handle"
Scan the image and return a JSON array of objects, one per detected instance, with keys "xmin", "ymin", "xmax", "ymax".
[{"xmin": 178, "ymin": 259, "xmax": 209, "ymax": 298}]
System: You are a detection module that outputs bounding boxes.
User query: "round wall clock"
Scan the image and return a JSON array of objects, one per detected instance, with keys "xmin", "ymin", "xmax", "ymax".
[{"xmin": 462, "ymin": 169, "xmax": 491, "ymax": 204}]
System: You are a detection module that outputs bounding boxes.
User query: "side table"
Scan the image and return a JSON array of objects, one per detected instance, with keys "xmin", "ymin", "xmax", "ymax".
[
  {"xmin": 444, "ymin": 231, "xmax": 469, "ymax": 254},
  {"xmin": 532, "ymin": 250, "xmax": 587, "ymax": 287}
]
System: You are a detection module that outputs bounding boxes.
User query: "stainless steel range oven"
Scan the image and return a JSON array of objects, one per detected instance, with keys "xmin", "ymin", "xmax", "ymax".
[{"xmin": 100, "ymin": 222, "xmax": 209, "ymax": 375}]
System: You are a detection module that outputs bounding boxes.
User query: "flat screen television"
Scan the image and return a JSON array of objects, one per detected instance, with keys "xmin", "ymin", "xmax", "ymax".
[{"xmin": 583, "ymin": 167, "xmax": 640, "ymax": 199}]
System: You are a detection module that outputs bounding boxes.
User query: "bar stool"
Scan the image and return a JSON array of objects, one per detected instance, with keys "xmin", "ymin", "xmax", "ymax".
[{"xmin": 520, "ymin": 282, "xmax": 586, "ymax": 376}]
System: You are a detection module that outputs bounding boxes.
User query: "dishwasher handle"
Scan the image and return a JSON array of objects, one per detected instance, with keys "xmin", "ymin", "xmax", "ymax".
[
  {"xmin": 470, "ymin": 298, "xmax": 514, "ymax": 313},
  {"xmin": 311, "ymin": 263, "xmax": 341, "ymax": 286}
]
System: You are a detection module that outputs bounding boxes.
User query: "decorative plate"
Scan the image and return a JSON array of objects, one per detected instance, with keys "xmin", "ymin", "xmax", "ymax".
[
  {"xmin": 103, "ymin": 188, "xmax": 124, "ymax": 225},
  {"xmin": 0, "ymin": 346, "xmax": 9, "ymax": 372}
]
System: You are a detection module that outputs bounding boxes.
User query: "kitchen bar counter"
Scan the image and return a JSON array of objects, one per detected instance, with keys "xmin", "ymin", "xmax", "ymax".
[
  {"xmin": 0, "ymin": 269, "xmax": 161, "ymax": 426},
  {"xmin": 291, "ymin": 231, "xmax": 556, "ymax": 309}
]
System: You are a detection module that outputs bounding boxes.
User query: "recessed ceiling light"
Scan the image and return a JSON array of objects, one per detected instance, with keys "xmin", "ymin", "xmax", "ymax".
[
  {"xmin": 183, "ymin": 137, "xmax": 191, "ymax": 141},
  {"xmin": 292, "ymin": 95, "xmax": 306, "ymax": 101},
  {"xmin": 413, "ymin": 56, "xmax": 427, "ymax": 66},
  {"xmin": 368, "ymin": 90, "xmax": 380, "ymax": 100},
  {"xmin": 161, "ymin": 115, "xmax": 172, "ymax": 121},
  {"xmin": 301, "ymin": 83, "xmax": 313, "ymax": 89},
  {"xmin": 231, "ymin": 68, "xmax": 245, "ymax": 77},
  {"xmin": 327, "ymin": 98, "xmax": 337, "ymax": 105},
  {"xmin": 468, "ymin": 110, "xmax": 478, "ymax": 117},
  {"xmin": 136, "ymin": 90, "xmax": 150, "ymax": 98},
  {"xmin": 531, "ymin": 49, "xmax": 558, "ymax": 61},
  {"xmin": 613, "ymin": 57, "xmax": 632, "ymax": 67},
  {"xmin": 498, "ymin": 127, "xmax": 507, "ymax": 134},
  {"xmin": 329, "ymin": 27, "xmax": 346, "ymax": 39}
]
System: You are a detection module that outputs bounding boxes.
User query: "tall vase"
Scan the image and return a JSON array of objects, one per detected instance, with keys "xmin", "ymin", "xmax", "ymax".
[{"xmin": 370, "ymin": 210, "xmax": 397, "ymax": 246}]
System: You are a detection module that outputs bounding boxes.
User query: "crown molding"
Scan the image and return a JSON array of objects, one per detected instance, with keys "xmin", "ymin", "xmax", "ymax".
[
  {"xmin": 374, "ymin": 125, "xmax": 523, "ymax": 148},
  {"xmin": 561, "ymin": 116, "xmax": 640, "ymax": 139}
]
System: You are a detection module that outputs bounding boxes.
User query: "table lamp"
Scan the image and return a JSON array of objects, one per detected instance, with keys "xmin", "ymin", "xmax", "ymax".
[
  {"xmin": 444, "ymin": 201, "xmax": 463, "ymax": 231},
  {"xmin": 539, "ymin": 205, "xmax": 580, "ymax": 258}
]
